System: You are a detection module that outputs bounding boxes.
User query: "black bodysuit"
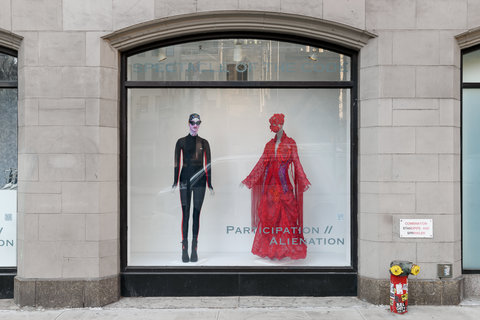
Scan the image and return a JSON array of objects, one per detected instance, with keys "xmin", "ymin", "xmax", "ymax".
[{"xmin": 173, "ymin": 134, "xmax": 212, "ymax": 241}]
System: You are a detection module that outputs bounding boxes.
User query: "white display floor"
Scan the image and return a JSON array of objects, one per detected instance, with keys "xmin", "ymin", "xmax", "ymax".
[{"xmin": 129, "ymin": 252, "xmax": 349, "ymax": 267}]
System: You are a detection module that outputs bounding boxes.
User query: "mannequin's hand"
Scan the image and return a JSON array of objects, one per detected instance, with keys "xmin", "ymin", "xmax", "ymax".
[
  {"xmin": 209, "ymin": 187, "xmax": 215, "ymax": 196},
  {"xmin": 239, "ymin": 182, "xmax": 245, "ymax": 189}
]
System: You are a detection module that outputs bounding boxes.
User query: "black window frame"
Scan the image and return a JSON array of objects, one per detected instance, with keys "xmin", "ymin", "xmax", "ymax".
[
  {"xmin": 0, "ymin": 46, "xmax": 18, "ymax": 299},
  {"xmin": 120, "ymin": 32, "xmax": 359, "ymax": 296},
  {"xmin": 461, "ymin": 43, "xmax": 480, "ymax": 274}
]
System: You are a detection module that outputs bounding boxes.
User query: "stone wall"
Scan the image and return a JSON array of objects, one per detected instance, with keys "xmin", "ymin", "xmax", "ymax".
[
  {"xmin": 358, "ymin": 0, "xmax": 466, "ymax": 303},
  {"xmin": 359, "ymin": 0, "xmax": 472, "ymax": 304},
  {"xmin": 0, "ymin": 0, "xmax": 475, "ymax": 306},
  {"xmin": 4, "ymin": 0, "xmax": 120, "ymax": 307}
]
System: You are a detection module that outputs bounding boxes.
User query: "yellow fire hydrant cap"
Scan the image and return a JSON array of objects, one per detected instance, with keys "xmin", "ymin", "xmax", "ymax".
[
  {"xmin": 411, "ymin": 264, "xmax": 420, "ymax": 275},
  {"xmin": 390, "ymin": 265, "xmax": 403, "ymax": 276}
]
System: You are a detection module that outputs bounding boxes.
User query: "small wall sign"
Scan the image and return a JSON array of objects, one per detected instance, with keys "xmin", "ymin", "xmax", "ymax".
[{"xmin": 400, "ymin": 219, "xmax": 433, "ymax": 238}]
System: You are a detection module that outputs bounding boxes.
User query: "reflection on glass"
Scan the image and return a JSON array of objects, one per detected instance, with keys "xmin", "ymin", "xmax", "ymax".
[
  {"xmin": 127, "ymin": 39, "xmax": 351, "ymax": 82},
  {"xmin": 463, "ymin": 89, "xmax": 480, "ymax": 269},
  {"xmin": 0, "ymin": 88, "xmax": 17, "ymax": 267},
  {"xmin": 127, "ymin": 88, "xmax": 351, "ymax": 267},
  {"xmin": 463, "ymin": 49, "xmax": 480, "ymax": 83},
  {"xmin": 0, "ymin": 53, "xmax": 18, "ymax": 81}
]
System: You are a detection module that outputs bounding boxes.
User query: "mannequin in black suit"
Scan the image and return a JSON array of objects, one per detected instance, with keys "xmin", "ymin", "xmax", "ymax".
[{"xmin": 172, "ymin": 113, "xmax": 213, "ymax": 262}]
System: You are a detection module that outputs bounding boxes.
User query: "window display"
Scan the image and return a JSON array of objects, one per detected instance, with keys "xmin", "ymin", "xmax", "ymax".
[
  {"xmin": 127, "ymin": 88, "xmax": 351, "ymax": 267},
  {"xmin": 126, "ymin": 38, "xmax": 353, "ymax": 268},
  {"xmin": 0, "ymin": 50, "xmax": 18, "ymax": 268}
]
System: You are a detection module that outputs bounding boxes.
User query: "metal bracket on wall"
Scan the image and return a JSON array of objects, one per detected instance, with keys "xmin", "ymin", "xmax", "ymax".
[{"xmin": 438, "ymin": 264, "xmax": 453, "ymax": 278}]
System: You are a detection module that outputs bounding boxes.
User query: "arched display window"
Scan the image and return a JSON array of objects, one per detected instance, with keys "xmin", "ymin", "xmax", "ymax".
[
  {"xmin": 121, "ymin": 34, "xmax": 358, "ymax": 296},
  {"xmin": 0, "ymin": 46, "xmax": 18, "ymax": 298}
]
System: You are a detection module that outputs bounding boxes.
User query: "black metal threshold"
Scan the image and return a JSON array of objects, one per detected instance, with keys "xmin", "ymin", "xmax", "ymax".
[
  {"xmin": 0, "ymin": 273, "xmax": 14, "ymax": 299},
  {"xmin": 122, "ymin": 271, "xmax": 357, "ymax": 297}
]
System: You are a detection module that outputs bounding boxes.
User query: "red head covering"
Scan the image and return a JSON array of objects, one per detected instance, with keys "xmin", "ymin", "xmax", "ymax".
[
  {"xmin": 269, "ymin": 113, "xmax": 285, "ymax": 125},
  {"xmin": 269, "ymin": 113, "xmax": 285, "ymax": 133}
]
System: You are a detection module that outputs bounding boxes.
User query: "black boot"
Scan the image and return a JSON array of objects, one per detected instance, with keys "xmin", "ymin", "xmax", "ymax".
[
  {"xmin": 190, "ymin": 239, "xmax": 198, "ymax": 262},
  {"xmin": 182, "ymin": 240, "xmax": 189, "ymax": 263}
]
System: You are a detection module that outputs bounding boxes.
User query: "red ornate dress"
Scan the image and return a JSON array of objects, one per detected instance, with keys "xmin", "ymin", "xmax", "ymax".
[{"xmin": 242, "ymin": 132, "xmax": 311, "ymax": 260}]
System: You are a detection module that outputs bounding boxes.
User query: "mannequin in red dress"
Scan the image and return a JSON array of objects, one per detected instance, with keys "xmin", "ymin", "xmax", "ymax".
[{"xmin": 242, "ymin": 114, "xmax": 311, "ymax": 260}]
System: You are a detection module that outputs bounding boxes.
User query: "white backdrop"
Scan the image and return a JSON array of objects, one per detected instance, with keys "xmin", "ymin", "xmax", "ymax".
[
  {"xmin": 0, "ymin": 190, "xmax": 16, "ymax": 267},
  {"xmin": 128, "ymin": 88, "xmax": 351, "ymax": 266}
]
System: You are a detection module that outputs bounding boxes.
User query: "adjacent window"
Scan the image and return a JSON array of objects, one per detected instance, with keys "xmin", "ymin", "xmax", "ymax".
[
  {"xmin": 123, "ymin": 37, "xmax": 356, "ymax": 268},
  {"xmin": 0, "ymin": 48, "xmax": 18, "ymax": 268},
  {"xmin": 463, "ymin": 46, "xmax": 480, "ymax": 271}
]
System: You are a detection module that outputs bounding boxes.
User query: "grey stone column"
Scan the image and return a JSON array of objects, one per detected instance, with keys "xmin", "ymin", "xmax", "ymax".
[
  {"xmin": 12, "ymin": 0, "xmax": 120, "ymax": 308},
  {"xmin": 358, "ymin": 0, "xmax": 464, "ymax": 305}
]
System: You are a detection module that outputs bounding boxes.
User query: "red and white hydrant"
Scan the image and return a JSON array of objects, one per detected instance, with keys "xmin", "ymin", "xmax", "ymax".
[{"xmin": 389, "ymin": 260, "xmax": 420, "ymax": 314}]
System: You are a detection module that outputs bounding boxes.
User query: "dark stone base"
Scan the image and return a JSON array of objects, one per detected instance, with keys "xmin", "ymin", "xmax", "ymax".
[
  {"xmin": 358, "ymin": 276, "xmax": 464, "ymax": 305},
  {"xmin": 14, "ymin": 275, "xmax": 119, "ymax": 308},
  {"xmin": 358, "ymin": 276, "xmax": 390, "ymax": 305}
]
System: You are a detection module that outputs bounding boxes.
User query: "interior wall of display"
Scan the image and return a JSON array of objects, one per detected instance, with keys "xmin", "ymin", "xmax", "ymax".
[
  {"xmin": 127, "ymin": 88, "xmax": 351, "ymax": 267},
  {"xmin": 120, "ymin": 34, "xmax": 358, "ymax": 296},
  {"xmin": 0, "ymin": 89, "xmax": 17, "ymax": 271}
]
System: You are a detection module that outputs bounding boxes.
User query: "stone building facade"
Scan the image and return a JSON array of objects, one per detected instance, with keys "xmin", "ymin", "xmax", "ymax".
[{"xmin": 0, "ymin": 0, "xmax": 480, "ymax": 307}]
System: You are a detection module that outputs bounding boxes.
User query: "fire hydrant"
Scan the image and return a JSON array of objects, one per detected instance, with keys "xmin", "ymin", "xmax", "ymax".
[{"xmin": 389, "ymin": 260, "xmax": 420, "ymax": 314}]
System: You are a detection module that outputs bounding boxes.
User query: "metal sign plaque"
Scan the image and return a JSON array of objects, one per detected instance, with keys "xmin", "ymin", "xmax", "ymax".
[{"xmin": 400, "ymin": 219, "xmax": 433, "ymax": 238}]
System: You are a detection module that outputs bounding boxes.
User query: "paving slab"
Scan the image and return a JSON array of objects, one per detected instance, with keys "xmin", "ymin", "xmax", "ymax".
[
  {"xmin": 106, "ymin": 296, "xmax": 240, "ymax": 309},
  {"xmin": 357, "ymin": 305, "xmax": 480, "ymax": 320},
  {"xmin": 305, "ymin": 309, "xmax": 367, "ymax": 320},
  {"xmin": 460, "ymin": 297, "xmax": 480, "ymax": 306},
  {"xmin": 0, "ymin": 299, "xmax": 17, "ymax": 310},
  {"xmin": 0, "ymin": 309, "xmax": 64, "ymax": 319},
  {"xmin": 218, "ymin": 309, "xmax": 311, "ymax": 320},
  {"xmin": 238, "ymin": 296, "xmax": 370, "ymax": 308},
  {"xmin": 56, "ymin": 309, "xmax": 219, "ymax": 320}
]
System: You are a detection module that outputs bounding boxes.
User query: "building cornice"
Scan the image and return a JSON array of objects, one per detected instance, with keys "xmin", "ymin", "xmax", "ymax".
[
  {"xmin": 456, "ymin": 27, "xmax": 480, "ymax": 49},
  {"xmin": 0, "ymin": 28, "xmax": 23, "ymax": 51},
  {"xmin": 103, "ymin": 10, "xmax": 376, "ymax": 52}
]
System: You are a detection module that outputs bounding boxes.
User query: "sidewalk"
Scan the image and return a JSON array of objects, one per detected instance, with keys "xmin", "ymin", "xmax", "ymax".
[{"xmin": 1, "ymin": 297, "xmax": 480, "ymax": 319}]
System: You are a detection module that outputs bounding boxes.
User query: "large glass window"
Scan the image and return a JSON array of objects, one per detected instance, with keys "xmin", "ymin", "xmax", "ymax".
[
  {"xmin": 0, "ymin": 49, "xmax": 18, "ymax": 268},
  {"xmin": 463, "ymin": 46, "xmax": 480, "ymax": 270},
  {"xmin": 124, "ymin": 38, "xmax": 354, "ymax": 268},
  {"xmin": 127, "ymin": 39, "xmax": 350, "ymax": 82}
]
